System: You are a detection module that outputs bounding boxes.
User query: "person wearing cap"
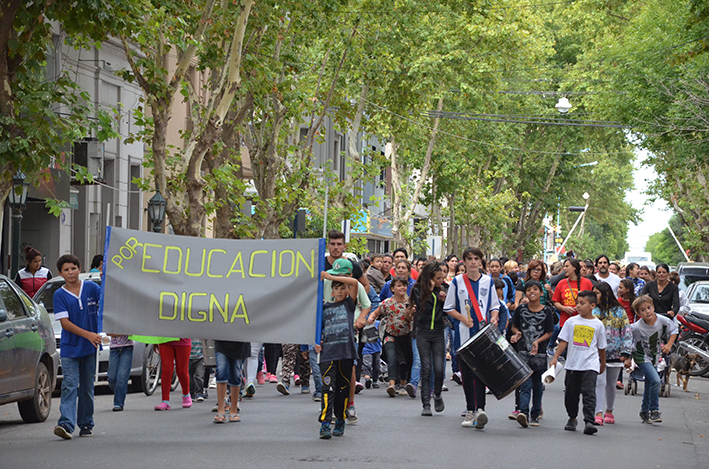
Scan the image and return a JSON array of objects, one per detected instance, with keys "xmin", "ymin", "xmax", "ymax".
[{"xmin": 315, "ymin": 259, "xmax": 363, "ymax": 439}]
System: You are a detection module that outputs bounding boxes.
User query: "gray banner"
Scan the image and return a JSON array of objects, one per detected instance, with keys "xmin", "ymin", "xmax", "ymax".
[{"xmin": 101, "ymin": 227, "xmax": 325, "ymax": 344}]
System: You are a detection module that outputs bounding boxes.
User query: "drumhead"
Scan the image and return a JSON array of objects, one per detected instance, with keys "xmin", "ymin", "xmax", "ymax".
[{"xmin": 459, "ymin": 323, "xmax": 492, "ymax": 350}]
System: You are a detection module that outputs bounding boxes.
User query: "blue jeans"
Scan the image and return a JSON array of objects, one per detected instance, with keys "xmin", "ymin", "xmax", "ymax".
[
  {"xmin": 58, "ymin": 353, "xmax": 97, "ymax": 433},
  {"xmin": 108, "ymin": 346, "xmax": 133, "ymax": 407},
  {"xmin": 308, "ymin": 346, "xmax": 323, "ymax": 395},
  {"xmin": 519, "ymin": 369, "xmax": 543, "ymax": 418},
  {"xmin": 409, "ymin": 338, "xmax": 421, "ymax": 387},
  {"xmin": 637, "ymin": 362, "xmax": 660, "ymax": 412},
  {"xmin": 215, "ymin": 352, "xmax": 243, "ymax": 387}
]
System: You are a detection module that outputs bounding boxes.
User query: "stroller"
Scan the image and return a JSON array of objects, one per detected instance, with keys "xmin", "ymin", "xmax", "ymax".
[{"xmin": 624, "ymin": 353, "xmax": 672, "ymax": 398}]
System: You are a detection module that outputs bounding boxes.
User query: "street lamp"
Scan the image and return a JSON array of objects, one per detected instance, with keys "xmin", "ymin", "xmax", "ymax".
[
  {"xmin": 8, "ymin": 171, "xmax": 29, "ymax": 276},
  {"xmin": 147, "ymin": 185, "xmax": 167, "ymax": 233}
]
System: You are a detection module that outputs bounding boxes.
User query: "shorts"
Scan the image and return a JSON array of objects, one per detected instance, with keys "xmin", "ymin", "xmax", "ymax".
[{"xmin": 214, "ymin": 351, "xmax": 244, "ymax": 388}]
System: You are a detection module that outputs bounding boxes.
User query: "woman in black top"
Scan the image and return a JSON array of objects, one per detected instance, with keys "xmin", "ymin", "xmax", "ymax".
[{"xmin": 641, "ymin": 263, "xmax": 679, "ymax": 318}]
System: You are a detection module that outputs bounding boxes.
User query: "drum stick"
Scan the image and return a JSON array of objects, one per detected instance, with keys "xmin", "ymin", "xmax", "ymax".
[{"xmin": 465, "ymin": 304, "xmax": 472, "ymax": 321}]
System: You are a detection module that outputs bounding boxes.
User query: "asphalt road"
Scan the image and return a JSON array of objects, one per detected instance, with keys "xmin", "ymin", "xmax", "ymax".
[{"xmin": 2, "ymin": 366, "xmax": 709, "ymax": 469}]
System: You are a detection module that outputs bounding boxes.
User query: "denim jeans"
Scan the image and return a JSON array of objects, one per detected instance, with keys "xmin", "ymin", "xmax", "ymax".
[
  {"xmin": 214, "ymin": 352, "xmax": 244, "ymax": 387},
  {"xmin": 519, "ymin": 369, "xmax": 544, "ymax": 419},
  {"xmin": 410, "ymin": 338, "xmax": 421, "ymax": 387},
  {"xmin": 58, "ymin": 352, "xmax": 97, "ymax": 433},
  {"xmin": 637, "ymin": 362, "xmax": 660, "ymax": 412},
  {"xmin": 108, "ymin": 346, "xmax": 133, "ymax": 407},
  {"xmin": 308, "ymin": 346, "xmax": 323, "ymax": 394},
  {"xmin": 417, "ymin": 328, "xmax": 445, "ymax": 407}
]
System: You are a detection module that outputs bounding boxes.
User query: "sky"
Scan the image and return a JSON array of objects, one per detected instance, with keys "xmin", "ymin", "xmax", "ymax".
[{"xmin": 625, "ymin": 148, "xmax": 672, "ymax": 252}]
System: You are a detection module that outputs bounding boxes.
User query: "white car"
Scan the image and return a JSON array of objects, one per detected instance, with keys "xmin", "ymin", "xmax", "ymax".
[{"xmin": 33, "ymin": 273, "xmax": 152, "ymax": 392}]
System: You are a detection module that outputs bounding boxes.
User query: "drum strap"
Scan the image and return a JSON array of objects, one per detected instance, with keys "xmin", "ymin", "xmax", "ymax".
[{"xmin": 462, "ymin": 275, "xmax": 485, "ymax": 324}]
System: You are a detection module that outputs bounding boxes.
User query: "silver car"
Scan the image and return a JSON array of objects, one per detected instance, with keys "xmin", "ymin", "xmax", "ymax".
[
  {"xmin": 33, "ymin": 273, "xmax": 152, "ymax": 393},
  {"xmin": 0, "ymin": 274, "xmax": 59, "ymax": 422}
]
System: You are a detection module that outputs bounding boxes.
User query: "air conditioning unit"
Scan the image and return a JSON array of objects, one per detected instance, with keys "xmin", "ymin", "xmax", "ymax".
[{"xmin": 73, "ymin": 137, "xmax": 103, "ymax": 182}]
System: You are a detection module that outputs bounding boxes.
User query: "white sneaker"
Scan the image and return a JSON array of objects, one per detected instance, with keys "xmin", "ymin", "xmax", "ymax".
[
  {"xmin": 462, "ymin": 410, "xmax": 475, "ymax": 427},
  {"xmin": 475, "ymin": 409, "xmax": 488, "ymax": 429}
]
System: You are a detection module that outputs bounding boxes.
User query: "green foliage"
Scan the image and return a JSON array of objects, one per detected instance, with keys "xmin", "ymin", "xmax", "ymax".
[{"xmin": 645, "ymin": 215, "xmax": 690, "ymax": 265}]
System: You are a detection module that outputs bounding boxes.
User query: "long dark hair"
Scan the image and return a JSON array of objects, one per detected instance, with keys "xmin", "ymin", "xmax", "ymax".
[
  {"xmin": 565, "ymin": 258, "xmax": 582, "ymax": 279},
  {"xmin": 619, "ymin": 278, "xmax": 637, "ymax": 304},
  {"xmin": 524, "ymin": 259, "xmax": 547, "ymax": 283},
  {"xmin": 593, "ymin": 282, "xmax": 622, "ymax": 318},
  {"xmin": 416, "ymin": 260, "xmax": 443, "ymax": 305}
]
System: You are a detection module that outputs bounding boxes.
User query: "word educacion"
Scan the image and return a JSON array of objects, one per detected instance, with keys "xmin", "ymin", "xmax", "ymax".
[{"xmin": 111, "ymin": 237, "xmax": 316, "ymax": 279}]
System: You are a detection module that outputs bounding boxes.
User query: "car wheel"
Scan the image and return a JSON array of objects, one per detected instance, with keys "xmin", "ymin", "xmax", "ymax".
[
  {"xmin": 17, "ymin": 361, "xmax": 52, "ymax": 423},
  {"xmin": 142, "ymin": 345, "xmax": 161, "ymax": 396}
]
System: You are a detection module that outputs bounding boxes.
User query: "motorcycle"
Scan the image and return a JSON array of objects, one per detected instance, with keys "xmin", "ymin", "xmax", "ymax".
[{"xmin": 676, "ymin": 312, "xmax": 709, "ymax": 376}]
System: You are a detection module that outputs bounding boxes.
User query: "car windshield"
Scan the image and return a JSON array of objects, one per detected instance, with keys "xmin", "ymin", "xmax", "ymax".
[
  {"xmin": 34, "ymin": 279, "xmax": 101, "ymax": 314},
  {"xmin": 679, "ymin": 275, "xmax": 709, "ymax": 292},
  {"xmin": 690, "ymin": 285, "xmax": 709, "ymax": 304}
]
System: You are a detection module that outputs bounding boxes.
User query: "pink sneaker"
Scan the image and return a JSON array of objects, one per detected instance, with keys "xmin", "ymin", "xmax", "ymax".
[
  {"xmin": 182, "ymin": 395, "xmax": 193, "ymax": 408},
  {"xmin": 154, "ymin": 401, "xmax": 171, "ymax": 411},
  {"xmin": 269, "ymin": 374, "xmax": 278, "ymax": 384},
  {"xmin": 594, "ymin": 415, "xmax": 604, "ymax": 426},
  {"xmin": 294, "ymin": 374, "xmax": 301, "ymax": 386},
  {"xmin": 257, "ymin": 371, "xmax": 265, "ymax": 385},
  {"xmin": 604, "ymin": 413, "xmax": 615, "ymax": 424}
]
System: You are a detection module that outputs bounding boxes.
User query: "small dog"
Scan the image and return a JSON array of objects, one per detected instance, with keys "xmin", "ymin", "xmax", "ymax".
[{"xmin": 670, "ymin": 352, "xmax": 701, "ymax": 392}]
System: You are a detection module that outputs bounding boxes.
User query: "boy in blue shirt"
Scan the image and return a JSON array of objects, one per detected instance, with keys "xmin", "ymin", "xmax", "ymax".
[{"xmin": 53, "ymin": 255, "xmax": 102, "ymax": 440}]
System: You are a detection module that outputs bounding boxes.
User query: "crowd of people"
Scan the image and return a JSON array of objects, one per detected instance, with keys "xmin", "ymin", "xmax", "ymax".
[{"xmin": 18, "ymin": 234, "xmax": 681, "ymax": 441}]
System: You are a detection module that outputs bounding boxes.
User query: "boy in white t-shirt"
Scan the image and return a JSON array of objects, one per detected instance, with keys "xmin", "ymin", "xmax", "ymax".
[{"xmin": 550, "ymin": 290, "xmax": 607, "ymax": 435}]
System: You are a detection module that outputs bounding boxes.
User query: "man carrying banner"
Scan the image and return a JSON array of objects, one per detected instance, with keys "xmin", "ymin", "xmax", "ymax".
[{"xmin": 443, "ymin": 247, "xmax": 500, "ymax": 430}]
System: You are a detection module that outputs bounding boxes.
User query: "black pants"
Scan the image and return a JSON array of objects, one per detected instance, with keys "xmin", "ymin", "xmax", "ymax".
[
  {"xmin": 264, "ymin": 343, "xmax": 281, "ymax": 375},
  {"xmin": 460, "ymin": 355, "xmax": 486, "ymax": 411},
  {"xmin": 319, "ymin": 359, "xmax": 354, "ymax": 423},
  {"xmin": 564, "ymin": 370, "xmax": 597, "ymax": 424},
  {"xmin": 354, "ymin": 334, "xmax": 366, "ymax": 381},
  {"xmin": 188, "ymin": 357, "xmax": 205, "ymax": 398},
  {"xmin": 417, "ymin": 328, "xmax": 445, "ymax": 407}
]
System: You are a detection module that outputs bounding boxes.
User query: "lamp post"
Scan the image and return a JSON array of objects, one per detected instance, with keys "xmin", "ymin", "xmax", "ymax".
[
  {"xmin": 147, "ymin": 185, "xmax": 167, "ymax": 233},
  {"xmin": 8, "ymin": 171, "xmax": 29, "ymax": 276}
]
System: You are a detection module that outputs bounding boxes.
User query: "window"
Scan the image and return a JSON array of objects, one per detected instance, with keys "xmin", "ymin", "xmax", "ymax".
[{"xmin": 0, "ymin": 280, "xmax": 27, "ymax": 319}]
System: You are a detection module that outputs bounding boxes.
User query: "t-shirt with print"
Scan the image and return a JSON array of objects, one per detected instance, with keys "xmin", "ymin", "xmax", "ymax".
[
  {"xmin": 631, "ymin": 314, "xmax": 678, "ymax": 366},
  {"xmin": 320, "ymin": 296, "xmax": 358, "ymax": 362},
  {"xmin": 53, "ymin": 280, "xmax": 102, "ymax": 358},
  {"xmin": 378, "ymin": 296, "xmax": 413, "ymax": 344},
  {"xmin": 513, "ymin": 303, "xmax": 554, "ymax": 371},
  {"xmin": 323, "ymin": 280, "xmax": 371, "ymax": 316},
  {"xmin": 551, "ymin": 277, "xmax": 594, "ymax": 327},
  {"xmin": 558, "ymin": 315, "xmax": 607, "ymax": 372}
]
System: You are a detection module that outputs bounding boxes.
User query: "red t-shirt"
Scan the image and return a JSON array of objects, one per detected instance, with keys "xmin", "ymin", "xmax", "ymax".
[
  {"xmin": 552, "ymin": 277, "xmax": 594, "ymax": 327},
  {"xmin": 390, "ymin": 267, "xmax": 419, "ymax": 280},
  {"xmin": 618, "ymin": 297, "xmax": 636, "ymax": 324}
]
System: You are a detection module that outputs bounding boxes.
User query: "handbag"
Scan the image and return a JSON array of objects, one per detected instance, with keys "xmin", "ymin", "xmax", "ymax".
[{"xmin": 361, "ymin": 324, "xmax": 379, "ymax": 343}]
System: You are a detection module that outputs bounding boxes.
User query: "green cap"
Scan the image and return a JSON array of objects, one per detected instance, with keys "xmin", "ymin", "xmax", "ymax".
[{"xmin": 327, "ymin": 258, "xmax": 353, "ymax": 275}]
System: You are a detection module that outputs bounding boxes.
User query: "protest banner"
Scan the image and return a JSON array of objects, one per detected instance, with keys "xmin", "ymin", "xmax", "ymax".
[{"xmin": 101, "ymin": 227, "xmax": 325, "ymax": 344}]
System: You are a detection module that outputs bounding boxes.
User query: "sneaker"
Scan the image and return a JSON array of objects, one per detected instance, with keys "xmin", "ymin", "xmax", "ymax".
[
  {"xmin": 441, "ymin": 384, "xmax": 448, "ymax": 392},
  {"xmin": 276, "ymin": 382, "xmax": 290, "ymax": 395},
  {"xmin": 517, "ymin": 413, "xmax": 528, "ymax": 428},
  {"xmin": 529, "ymin": 417, "xmax": 540, "ymax": 427},
  {"xmin": 508, "ymin": 410, "xmax": 520, "ymax": 420},
  {"xmin": 301, "ymin": 385, "xmax": 310, "ymax": 394},
  {"xmin": 155, "ymin": 401, "xmax": 171, "ymax": 411},
  {"xmin": 405, "ymin": 383, "xmax": 416, "ymax": 398},
  {"xmin": 294, "ymin": 374, "xmax": 301, "ymax": 386},
  {"xmin": 616, "ymin": 380, "xmax": 623, "ymax": 390},
  {"xmin": 387, "ymin": 385, "xmax": 397, "ymax": 397},
  {"xmin": 212, "ymin": 399, "xmax": 231, "ymax": 412},
  {"xmin": 113, "ymin": 405, "xmax": 124, "ymax": 412},
  {"xmin": 355, "ymin": 381, "xmax": 364, "ymax": 394},
  {"xmin": 319, "ymin": 422, "xmax": 332, "ymax": 439},
  {"xmin": 538, "ymin": 409, "xmax": 544, "ymax": 419},
  {"xmin": 196, "ymin": 395, "xmax": 205, "ymax": 402},
  {"xmin": 604, "ymin": 413, "xmax": 615, "ymax": 424},
  {"xmin": 452, "ymin": 372, "xmax": 462, "ymax": 385},
  {"xmin": 312, "ymin": 392, "xmax": 322, "ymax": 402},
  {"xmin": 474, "ymin": 409, "xmax": 488, "ymax": 429},
  {"xmin": 346, "ymin": 405, "xmax": 358, "ymax": 424},
  {"xmin": 421, "ymin": 406, "xmax": 433, "ymax": 416},
  {"xmin": 54, "ymin": 425, "xmax": 72, "ymax": 440},
  {"xmin": 365, "ymin": 377, "xmax": 372, "ymax": 389},
  {"xmin": 269, "ymin": 374, "xmax": 278, "ymax": 384},
  {"xmin": 564, "ymin": 418, "xmax": 578, "ymax": 431},
  {"xmin": 462, "ymin": 410, "xmax": 476, "ymax": 427},
  {"xmin": 372, "ymin": 382, "xmax": 380, "ymax": 389},
  {"xmin": 245, "ymin": 382, "xmax": 256, "ymax": 398},
  {"xmin": 182, "ymin": 395, "xmax": 193, "ymax": 408},
  {"xmin": 649, "ymin": 410, "xmax": 662, "ymax": 423},
  {"xmin": 640, "ymin": 411, "xmax": 651, "ymax": 424},
  {"xmin": 79, "ymin": 426, "xmax": 93, "ymax": 437},
  {"xmin": 594, "ymin": 415, "xmax": 604, "ymax": 426},
  {"xmin": 256, "ymin": 371, "xmax": 266, "ymax": 385},
  {"xmin": 584, "ymin": 422, "xmax": 598, "ymax": 435},
  {"xmin": 333, "ymin": 419, "xmax": 346, "ymax": 436},
  {"xmin": 434, "ymin": 394, "xmax": 445, "ymax": 413},
  {"xmin": 461, "ymin": 409, "xmax": 468, "ymax": 417}
]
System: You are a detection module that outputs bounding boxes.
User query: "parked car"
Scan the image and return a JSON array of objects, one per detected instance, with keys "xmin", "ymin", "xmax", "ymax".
[
  {"xmin": 33, "ymin": 272, "xmax": 150, "ymax": 393},
  {"xmin": 685, "ymin": 280, "xmax": 709, "ymax": 318},
  {"xmin": 675, "ymin": 262, "xmax": 709, "ymax": 292},
  {"xmin": 0, "ymin": 274, "xmax": 59, "ymax": 422}
]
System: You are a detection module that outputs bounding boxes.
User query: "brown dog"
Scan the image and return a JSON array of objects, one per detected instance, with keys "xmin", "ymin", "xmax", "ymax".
[{"xmin": 670, "ymin": 353, "xmax": 700, "ymax": 392}]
